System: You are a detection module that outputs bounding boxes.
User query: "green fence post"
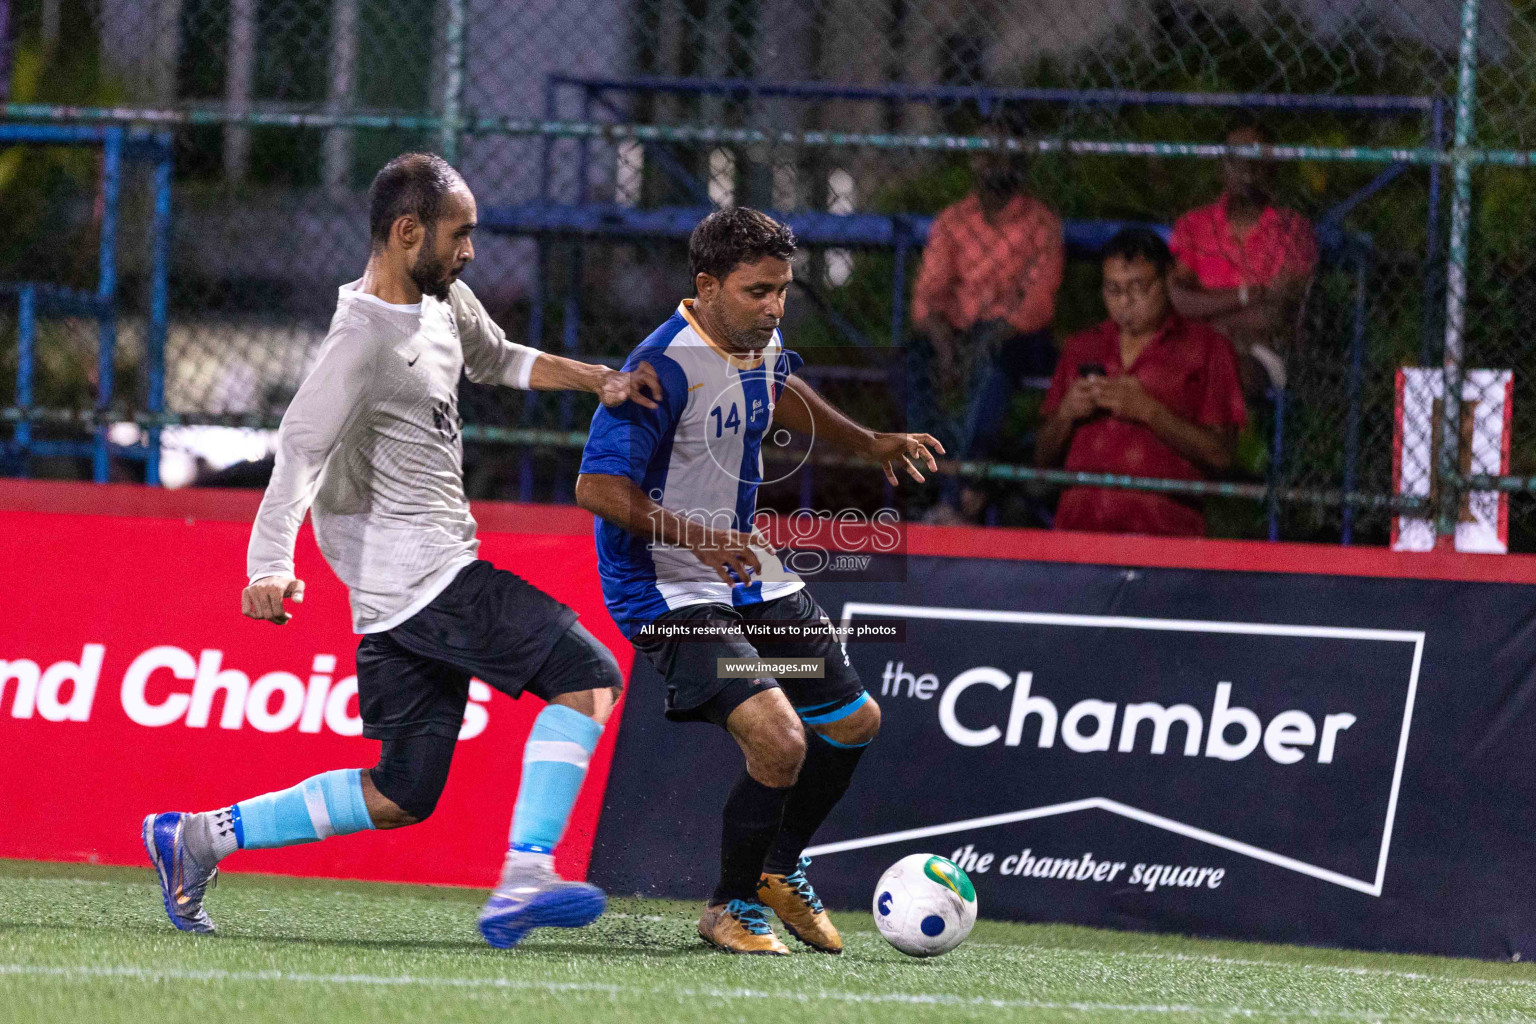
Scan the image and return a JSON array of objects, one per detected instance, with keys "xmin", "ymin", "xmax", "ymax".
[
  {"xmin": 439, "ymin": 0, "xmax": 466, "ymax": 163},
  {"xmin": 1438, "ymin": 0, "xmax": 1481, "ymax": 540}
]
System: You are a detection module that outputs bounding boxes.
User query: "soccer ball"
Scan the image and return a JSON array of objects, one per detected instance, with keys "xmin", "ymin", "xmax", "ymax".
[{"xmin": 871, "ymin": 853, "xmax": 978, "ymax": 957}]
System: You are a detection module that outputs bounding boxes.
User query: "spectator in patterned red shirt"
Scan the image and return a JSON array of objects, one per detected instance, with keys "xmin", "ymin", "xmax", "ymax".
[
  {"xmin": 1037, "ymin": 228, "xmax": 1247, "ymax": 537},
  {"xmin": 912, "ymin": 131, "xmax": 1065, "ymax": 523},
  {"xmin": 1169, "ymin": 116, "xmax": 1318, "ymax": 397}
]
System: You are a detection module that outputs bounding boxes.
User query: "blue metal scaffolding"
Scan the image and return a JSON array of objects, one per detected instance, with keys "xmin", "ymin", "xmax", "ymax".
[{"xmin": 1, "ymin": 123, "xmax": 173, "ymax": 484}]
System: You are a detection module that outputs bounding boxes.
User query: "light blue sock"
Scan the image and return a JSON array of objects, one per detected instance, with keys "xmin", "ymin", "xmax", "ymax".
[
  {"xmin": 232, "ymin": 769, "xmax": 375, "ymax": 850},
  {"xmin": 508, "ymin": 705, "xmax": 604, "ymax": 855}
]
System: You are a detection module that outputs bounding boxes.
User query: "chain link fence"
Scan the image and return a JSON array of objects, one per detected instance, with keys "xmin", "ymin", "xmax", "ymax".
[{"xmin": 2, "ymin": 0, "xmax": 1534, "ymax": 547}]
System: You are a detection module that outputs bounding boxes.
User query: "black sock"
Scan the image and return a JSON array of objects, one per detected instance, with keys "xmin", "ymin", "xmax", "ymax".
[
  {"xmin": 711, "ymin": 772, "xmax": 792, "ymax": 906},
  {"xmin": 762, "ymin": 731, "xmax": 868, "ymax": 875}
]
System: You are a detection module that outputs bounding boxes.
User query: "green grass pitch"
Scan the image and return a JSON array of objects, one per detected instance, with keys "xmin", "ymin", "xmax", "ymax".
[{"xmin": 3, "ymin": 859, "xmax": 1534, "ymax": 1023}]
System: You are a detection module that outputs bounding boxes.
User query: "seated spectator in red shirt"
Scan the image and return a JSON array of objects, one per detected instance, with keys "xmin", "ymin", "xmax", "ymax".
[
  {"xmin": 1169, "ymin": 116, "xmax": 1318, "ymax": 397},
  {"xmin": 1037, "ymin": 228, "xmax": 1247, "ymax": 537},
  {"xmin": 912, "ymin": 133, "xmax": 1065, "ymax": 523}
]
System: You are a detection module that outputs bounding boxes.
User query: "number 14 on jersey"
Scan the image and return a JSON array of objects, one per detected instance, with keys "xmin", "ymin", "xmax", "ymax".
[{"xmin": 709, "ymin": 403, "xmax": 741, "ymax": 438}]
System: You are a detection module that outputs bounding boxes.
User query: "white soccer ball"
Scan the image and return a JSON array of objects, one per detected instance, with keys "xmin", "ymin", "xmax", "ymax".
[{"xmin": 871, "ymin": 852, "xmax": 978, "ymax": 957}]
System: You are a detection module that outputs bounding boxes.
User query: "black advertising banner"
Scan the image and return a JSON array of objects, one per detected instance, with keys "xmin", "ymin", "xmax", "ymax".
[{"xmin": 588, "ymin": 554, "xmax": 1536, "ymax": 959}]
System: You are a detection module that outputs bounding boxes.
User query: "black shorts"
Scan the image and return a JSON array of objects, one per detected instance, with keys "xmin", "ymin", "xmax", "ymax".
[
  {"xmin": 631, "ymin": 587, "xmax": 864, "ymax": 727},
  {"xmin": 355, "ymin": 559, "xmax": 611, "ymax": 740}
]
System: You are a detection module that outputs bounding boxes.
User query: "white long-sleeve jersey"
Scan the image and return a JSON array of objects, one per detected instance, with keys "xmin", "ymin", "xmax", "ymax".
[{"xmin": 247, "ymin": 278, "xmax": 540, "ymax": 633}]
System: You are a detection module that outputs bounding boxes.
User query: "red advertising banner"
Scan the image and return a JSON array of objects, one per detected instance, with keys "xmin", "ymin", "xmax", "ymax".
[{"xmin": 1, "ymin": 485, "xmax": 630, "ymax": 888}]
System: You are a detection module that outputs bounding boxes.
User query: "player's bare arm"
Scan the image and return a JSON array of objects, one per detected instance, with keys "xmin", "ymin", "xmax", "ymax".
[
  {"xmin": 773, "ymin": 373, "xmax": 943, "ymax": 485},
  {"xmin": 528, "ymin": 353, "xmax": 663, "ymax": 409},
  {"xmin": 574, "ymin": 472, "xmax": 762, "ymax": 585}
]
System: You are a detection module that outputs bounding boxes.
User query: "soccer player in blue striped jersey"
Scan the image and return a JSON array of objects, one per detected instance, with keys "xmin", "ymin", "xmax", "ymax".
[{"xmin": 576, "ymin": 208, "xmax": 942, "ymax": 954}]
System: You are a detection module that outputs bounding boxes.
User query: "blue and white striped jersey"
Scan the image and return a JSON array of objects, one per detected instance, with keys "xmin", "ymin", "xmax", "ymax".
[{"xmin": 581, "ymin": 300, "xmax": 805, "ymax": 637}]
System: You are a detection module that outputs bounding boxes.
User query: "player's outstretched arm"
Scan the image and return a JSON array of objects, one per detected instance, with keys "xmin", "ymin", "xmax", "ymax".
[
  {"xmin": 527, "ymin": 354, "xmax": 662, "ymax": 409},
  {"xmin": 452, "ymin": 283, "xmax": 659, "ymax": 408},
  {"xmin": 575, "ymin": 473, "xmax": 761, "ymax": 585},
  {"xmin": 774, "ymin": 374, "xmax": 943, "ymax": 485}
]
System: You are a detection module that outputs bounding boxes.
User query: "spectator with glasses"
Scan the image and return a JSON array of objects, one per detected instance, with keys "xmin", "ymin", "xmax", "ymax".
[{"xmin": 1036, "ymin": 228, "xmax": 1246, "ymax": 537}]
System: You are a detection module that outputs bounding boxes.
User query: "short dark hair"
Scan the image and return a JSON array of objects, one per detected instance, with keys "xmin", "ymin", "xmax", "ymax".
[
  {"xmin": 367, "ymin": 152, "xmax": 465, "ymax": 247},
  {"xmin": 1226, "ymin": 112, "xmax": 1276, "ymax": 145},
  {"xmin": 688, "ymin": 207, "xmax": 797, "ymax": 285},
  {"xmin": 1101, "ymin": 227, "xmax": 1174, "ymax": 276}
]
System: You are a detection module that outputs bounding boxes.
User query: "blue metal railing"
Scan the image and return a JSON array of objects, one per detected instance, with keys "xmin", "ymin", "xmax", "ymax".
[
  {"xmin": 15, "ymin": 286, "xmax": 34, "ymax": 461},
  {"xmin": 549, "ymin": 75, "xmax": 1436, "ymax": 115}
]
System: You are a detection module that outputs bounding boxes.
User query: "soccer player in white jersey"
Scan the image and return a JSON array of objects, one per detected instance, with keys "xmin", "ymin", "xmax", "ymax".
[
  {"xmin": 577, "ymin": 208, "xmax": 943, "ymax": 954},
  {"xmin": 143, "ymin": 153, "xmax": 662, "ymax": 950}
]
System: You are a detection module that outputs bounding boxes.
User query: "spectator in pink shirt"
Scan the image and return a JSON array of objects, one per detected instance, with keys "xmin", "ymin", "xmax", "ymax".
[
  {"xmin": 1169, "ymin": 117, "xmax": 1318, "ymax": 397},
  {"xmin": 912, "ymin": 134, "xmax": 1065, "ymax": 522}
]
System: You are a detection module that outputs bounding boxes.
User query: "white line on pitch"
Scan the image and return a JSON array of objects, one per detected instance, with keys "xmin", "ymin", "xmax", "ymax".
[
  {"xmin": 959, "ymin": 944, "xmax": 1536, "ymax": 989},
  {"xmin": 0, "ymin": 963, "xmax": 1502, "ymax": 1022}
]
